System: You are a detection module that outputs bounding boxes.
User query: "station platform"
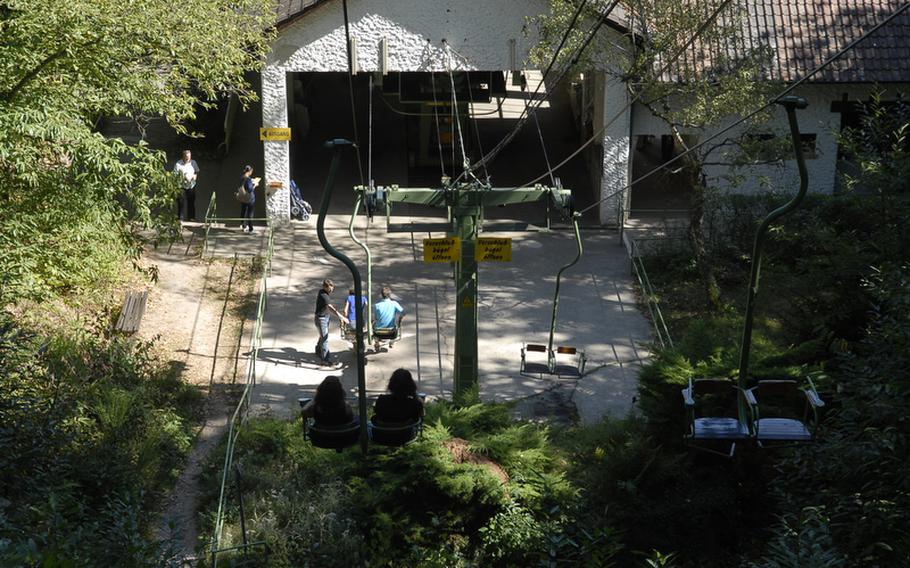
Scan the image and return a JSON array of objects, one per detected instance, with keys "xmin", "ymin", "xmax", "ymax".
[{"xmin": 247, "ymin": 213, "xmax": 652, "ymax": 424}]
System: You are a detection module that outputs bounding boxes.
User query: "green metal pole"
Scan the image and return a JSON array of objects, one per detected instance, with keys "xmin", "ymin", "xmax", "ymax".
[
  {"xmin": 348, "ymin": 193, "xmax": 373, "ymax": 342},
  {"xmin": 317, "ymin": 139, "xmax": 369, "ymax": 455},
  {"xmin": 737, "ymin": 96, "xmax": 810, "ymax": 413},
  {"xmin": 453, "ymin": 196, "xmax": 479, "ymax": 402}
]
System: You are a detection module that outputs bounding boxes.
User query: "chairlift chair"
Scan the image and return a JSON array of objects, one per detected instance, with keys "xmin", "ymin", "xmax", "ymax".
[
  {"xmin": 554, "ymin": 345, "xmax": 586, "ymax": 378},
  {"xmin": 744, "ymin": 379, "xmax": 824, "ymax": 446},
  {"xmin": 369, "ymin": 418, "xmax": 423, "ymax": 446},
  {"xmin": 520, "ymin": 343, "xmax": 587, "ymax": 379},
  {"xmin": 682, "ymin": 378, "xmax": 751, "ymax": 457},
  {"xmin": 368, "ymin": 392, "xmax": 427, "ymax": 446},
  {"xmin": 298, "ymin": 397, "xmax": 360, "ymax": 452},
  {"xmin": 519, "ymin": 210, "xmax": 587, "ymax": 380}
]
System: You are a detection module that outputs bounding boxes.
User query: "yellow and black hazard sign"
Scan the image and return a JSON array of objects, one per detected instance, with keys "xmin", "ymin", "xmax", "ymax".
[
  {"xmin": 475, "ymin": 237, "xmax": 512, "ymax": 262},
  {"xmin": 462, "ymin": 296, "xmax": 474, "ymax": 308},
  {"xmin": 423, "ymin": 237, "xmax": 461, "ymax": 262},
  {"xmin": 259, "ymin": 127, "xmax": 292, "ymax": 141}
]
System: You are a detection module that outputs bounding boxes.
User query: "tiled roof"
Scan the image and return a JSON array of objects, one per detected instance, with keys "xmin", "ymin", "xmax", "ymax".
[
  {"xmin": 274, "ymin": 0, "xmax": 910, "ymax": 83},
  {"xmin": 746, "ymin": 0, "xmax": 910, "ymax": 82}
]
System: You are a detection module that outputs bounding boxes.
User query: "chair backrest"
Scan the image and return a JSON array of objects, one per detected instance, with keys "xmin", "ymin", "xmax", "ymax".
[
  {"xmin": 691, "ymin": 379, "xmax": 739, "ymax": 418},
  {"xmin": 556, "ymin": 346, "xmax": 577, "ymax": 355},
  {"xmin": 370, "ymin": 421, "xmax": 420, "ymax": 446},
  {"xmin": 308, "ymin": 421, "xmax": 360, "ymax": 450},
  {"xmin": 751, "ymin": 380, "xmax": 805, "ymax": 418},
  {"xmin": 525, "ymin": 344, "xmax": 548, "ymax": 353},
  {"xmin": 693, "ymin": 378, "xmax": 736, "ymax": 396}
]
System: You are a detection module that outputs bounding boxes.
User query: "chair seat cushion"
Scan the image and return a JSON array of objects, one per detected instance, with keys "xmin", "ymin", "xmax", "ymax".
[
  {"xmin": 754, "ymin": 418, "xmax": 812, "ymax": 441},
  {"xmin": 692, "ymin": 417, "xmax": 750, "ymax": 439}
]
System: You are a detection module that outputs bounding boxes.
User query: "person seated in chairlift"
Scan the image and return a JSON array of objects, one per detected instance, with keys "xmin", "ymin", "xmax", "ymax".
[
  {"xmin": 344, "ymin": 286, "xmax": 368, "ymax": 333},
  {"xmin": 372, "ymin": 369, "xmax": 424, "ymax": 426},
  {"xmin": 373, "ymin": 285, "xmax": 404, "ymax": 351},
  {"xmin": 301, "ymin": 375, "xmax": 356, "ymax": 427}
]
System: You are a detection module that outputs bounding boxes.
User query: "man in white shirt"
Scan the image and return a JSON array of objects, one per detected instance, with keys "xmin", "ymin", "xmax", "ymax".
[{"xmin": 173, "ymin": 149, "xmax": 200, "ymax": 222}]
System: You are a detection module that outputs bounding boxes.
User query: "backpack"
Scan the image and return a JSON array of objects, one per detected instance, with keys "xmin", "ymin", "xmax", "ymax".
[{"xmin": 234, "ymin": 184, "xmax": 252, "ymax": 204}]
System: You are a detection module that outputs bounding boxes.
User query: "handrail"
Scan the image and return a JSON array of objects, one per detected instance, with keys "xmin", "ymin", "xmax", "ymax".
[
  {"xmin": 202, "ymin": 192, "xmax": 217, "ymax": 257},
  {"xmin": 628, "ymin": 237, "xmax": 673, "ymax": 349},
  {"xmin": 209, "ymin": 219, "xmax": 275, "ymax": 567}
]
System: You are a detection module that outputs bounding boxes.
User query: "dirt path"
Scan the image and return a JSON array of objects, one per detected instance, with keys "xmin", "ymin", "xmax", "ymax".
[{"xmin": 140, "ymin": 236, "xmax": 256, "ymax": 558}]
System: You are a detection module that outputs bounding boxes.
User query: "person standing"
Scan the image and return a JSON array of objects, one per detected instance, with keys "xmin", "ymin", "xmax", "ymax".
[
  {"xmin": 314, "ymin": 279, "xmax": 347, "ymax": 365},
  {"xmin": 239, "ymin": 165, "xmax": 258, "ymax": 233},
  {"xmin": 173, "ymin": 149, "xmax": 200, "ymax": 222}
]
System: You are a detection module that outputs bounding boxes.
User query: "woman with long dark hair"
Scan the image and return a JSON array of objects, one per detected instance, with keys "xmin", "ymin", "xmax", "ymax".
[
  {"xmin": 302, "ymin": 375, "xmax": 355, "ymax": 426},
  {"xmin": 372, "ymin": 368, "xmax": 423, "ymax": 425}
]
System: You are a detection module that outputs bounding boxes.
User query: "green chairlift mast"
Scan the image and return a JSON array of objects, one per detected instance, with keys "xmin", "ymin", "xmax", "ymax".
[{"xmin": 354, "ymin": 180, "xmax": 575, "ymax": 399}]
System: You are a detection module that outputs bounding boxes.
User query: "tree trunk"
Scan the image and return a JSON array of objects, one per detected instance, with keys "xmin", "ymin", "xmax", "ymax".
[
  {"xmin": 670, "ymin": 126, "xmax": 723, "ymax": 312},
  {"xmin": 688, "ymin": 174, "xmax": 722, "ymax": 311}
]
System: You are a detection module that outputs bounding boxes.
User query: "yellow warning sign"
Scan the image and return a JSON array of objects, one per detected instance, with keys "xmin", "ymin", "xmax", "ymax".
[
  {"xmin": 259, "ymin": 127, "xmax": 292, "ymax": 141},
  {"xmin": 423, "ymin": 237, "xmax": 461, "ymax": 263},
  {"xmin": 462, "ymin": 296, "xmax": 474, "ymax": 308},
  {"xmin": 475, "ymin": 237, "xmax": 512, "ymax": 262}
]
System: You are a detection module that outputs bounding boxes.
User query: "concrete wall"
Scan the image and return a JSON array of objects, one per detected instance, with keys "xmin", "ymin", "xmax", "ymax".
[{"xmin": 262, "ymin": 0, "xmax": 549, "ymax": 223}]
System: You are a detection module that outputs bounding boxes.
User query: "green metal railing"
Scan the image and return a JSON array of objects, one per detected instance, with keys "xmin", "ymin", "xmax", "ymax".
[
  {"xmin": 201, "ymin": 191, "xmax": 272, "ymax": 259},
  {"xmin": 207, "ymin": 203, "xmax": 275, "ymax": 565},
  {"xmin": 628, "ymin": 237, "xmax": 673, "ymax": 350},
  {"xmin": 202, "ymin": 192, "xmax": 217, "ymax": 257}
]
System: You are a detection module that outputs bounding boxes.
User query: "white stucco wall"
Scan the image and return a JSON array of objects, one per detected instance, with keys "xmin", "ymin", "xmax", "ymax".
[
  {"xmin": 600, "ymin": 73, "xmax": 632, "ymax": 226},
  {"xmin": 262, "ymin": 0, "xmax": 550, "ymax": 223},
  {"xmin": 626, "ymin": 83, "xmax": 910, "ymax": 206}
]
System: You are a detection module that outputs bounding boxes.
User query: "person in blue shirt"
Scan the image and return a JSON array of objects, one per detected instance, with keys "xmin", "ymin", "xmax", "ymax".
[
  {"xmin": 344, "ymin": 286, "xmax": 368, "ymax": 330},
  {"xmin": 373, "ymin": 285, "xmax": 404, "ymax": 351}
]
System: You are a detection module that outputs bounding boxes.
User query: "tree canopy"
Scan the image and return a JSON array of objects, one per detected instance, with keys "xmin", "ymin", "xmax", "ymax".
[{"xmin": 0, "ymin": 0, "xmax": 275, "ymax": 303}]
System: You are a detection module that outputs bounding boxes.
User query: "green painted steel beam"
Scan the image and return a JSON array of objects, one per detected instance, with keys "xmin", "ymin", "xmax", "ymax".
[{"xmin": 353, "ymin": 181, "xmax": 575, "ymax": 401}]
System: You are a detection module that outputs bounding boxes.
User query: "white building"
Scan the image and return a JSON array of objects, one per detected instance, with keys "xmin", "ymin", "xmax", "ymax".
[{"xmin": 261, "ymin": 0, "xmax": 910, "ymax": 227}]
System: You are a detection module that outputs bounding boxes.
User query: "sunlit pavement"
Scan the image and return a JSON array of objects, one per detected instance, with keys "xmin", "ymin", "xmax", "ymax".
[{"xmin": 247, "ymin": 214, "xmax": 652, "ymax": 424}]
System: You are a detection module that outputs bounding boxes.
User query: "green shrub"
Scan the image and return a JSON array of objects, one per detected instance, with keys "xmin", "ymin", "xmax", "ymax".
[{"xmin": 0, "ymin": 312, "xmax": 201, "ymax": 566}]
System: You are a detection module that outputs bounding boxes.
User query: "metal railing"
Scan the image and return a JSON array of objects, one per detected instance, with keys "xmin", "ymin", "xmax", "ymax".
[
  {"xmin": 207, "ymin": 198, "xmax": 275, "ymax": 566},
  {"xmin": 201, "ymin": 192, "xmax": 272, "ymax": 259},
  {"xmin": 626, "ymin": 235, "xmax": 674, "ymax": 350}
]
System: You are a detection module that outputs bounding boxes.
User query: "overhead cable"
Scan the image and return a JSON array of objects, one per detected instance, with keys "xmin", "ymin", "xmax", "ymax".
[
  {"xmin": 342, "ymin": 0, "xmax": 365, "ymax": 186},
  {"xmin": 454, "ymin": 0, "xmax": 619, "ymax": 184},
  {"xmin": 571, "ymin": 1, "xmax": 910, "ymax": 217}
]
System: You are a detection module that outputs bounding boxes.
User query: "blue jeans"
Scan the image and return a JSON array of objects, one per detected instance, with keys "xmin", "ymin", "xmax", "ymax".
[
  {"xmin": 240, "ymin": 202, "xmax": 254, "ymax": 230},
  {"xmin": 314, "ymin": 315, "xmax": 330, "ymax": 361}
]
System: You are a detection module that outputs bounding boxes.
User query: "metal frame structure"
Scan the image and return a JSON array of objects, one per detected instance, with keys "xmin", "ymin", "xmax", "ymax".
[{"xmin": 353, "ymin": 180, "xmax": 576, "ymax": 399}]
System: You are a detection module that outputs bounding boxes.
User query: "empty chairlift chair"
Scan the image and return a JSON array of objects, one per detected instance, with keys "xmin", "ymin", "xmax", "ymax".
[
  {"xmin": 682, "ymin": 378, "xmax": 751, "ymax": 457},
  {"xmin": 745, "ymin": 379, "xmax": 824, "ymax": 446},
  {"xmin": 520, "ymin": 343, "xmax": 551, "ymax": 378},
  {"xmin": 553, "ymin": 345, "xmax": 586, "ymax": 378},
  {"xmin": 298, "ymin": 397, "xmax": 360, "ymax": 452},
  {"xmin": 520, "ymin": 343, "xmax": 587, "ymax": 379}
]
